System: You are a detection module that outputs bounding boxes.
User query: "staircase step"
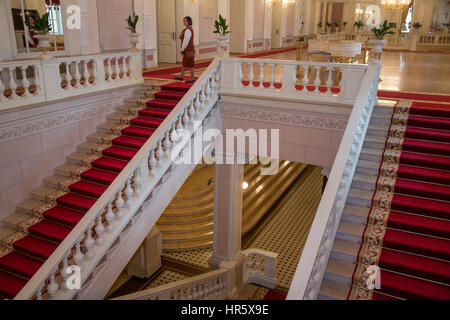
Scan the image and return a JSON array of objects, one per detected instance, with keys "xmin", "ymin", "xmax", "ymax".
[
  {"xmin": 407, "ymin": 114, "xmax": 450, "ymax": 131},
  {"xmin": 0, "ymin": 271, "xmax": 28, "ymax": 299},
  {"xmin": 400, "ymin": 152, "xmax": 450, "ymax": 171},
  {"xmin": 30, "ymin": 187, "xmax": 60, "ymax": 201},
  {"xmin": 367, "ymin": 122, "xmax": 391, "ymax": 137},
  {"xmin": 396, "ymin": 165, "xmax": 450, "ymax": 186},
  {"xmin": 112, "ymin": 136, "xmax": 147, "ymax": 150},
  {"xmin": 0, "ymin": 252, "xmax": 43, "ymax": 279},
  {"xmin": 129, "ymin": 116, "xmax": 164, "ymax": 129},
  {"xmin": 3, "ymin": 211, "xmax": 33, "ymax": 229},
  {"xmin": 157, "ymin": 221, "xmax": 214, "ymax": 234},
  {"xmin": 390, "ymin": 193, "xmax": 450, "ymax": 220},
  {"xmin": 363, "ymin": 135, "xmax": 386, "ymax": 150},
  {"xmin": 13, "ymin": 236, "xmax": 58, "ymax": 260},
  {"xmin": 77, "ymin": 142, "xmax": 106, "ymax": 154},
  {"xmin": 56, "ymin": 193, "xmax": 96, "ymax": 212},
  {"xmin": 355, "ymin": 159, "xmax": 381, "ymax": 176},
  {"xmin": 318, "ymin": 279, "xmax": 351, "ymax": 300},
  {"xmin": 387, "ymin": 211, "xmax": 450, "ymax": 238},
  {"xmin": 336, "ymin": 220, "xmax": 365, "ymax": 243},
  {"xmin": 102, "ymin": 146, "xmax": 137, "ymax": 161},
  {"xmin": 138, "ymin": 108, "xmax": 171, "ymax": 119},
  {"xmin": 324, "ymin": 258, "xmax": 355, "ymax": 285},
  {"xmin": 67, "ymin": 152, "xmax": 93, "ymax": 165},
  {"xmin": 55, "ymin": 164, "xmax": 86, "ymax": 177},
  {"xmin": 154, "ymin": 91, "xmax": 185, "ymax": 101},
  {"xmin": 347, "ymin": 188, "xmax": 373, "ymax": 207},
  {"xmin": 121, "ymin": 126, "xmax": 155, "ymax": 139},
  {"xmin": 161, "ymin": 82, "xmax": 193, "ymax": 93},
  {"xmin": 80, "ymin": 168, "xmax": 118, "ymax": 186},
  {"xmin": 146, "ymin": 99, "xmax": 178, "ymax": 110},
  {"xmin": 352, "ymin": 173, "xmax": 377, "ymax": 191},
  {"xmin": 360, "ymin": 147, "xmax": 384, "ymax": 162},
  {"xmin": 17, "ymin": 199, "xmax": 45, "ymax": 215},
  {"xmin": 392, "ymin": 179, "xmax": 450, "ymax": 202},
  {"xmin": 28, "ymin": 221, "xmax": 72, "ymax": 243},
  {"xmin": 405, "ymin": 127, "xmax": 450, "ymax": 143},
  {"xmin": 331, "ymin": 239, "xmax": 360, "ymax": 263},
  {"xmin": 91, "ymin": 157, "xmax": 128, "ymax": 173},
  {"xmin": 409, "ymin": 102, "xmax": 450, "ymax": 118},
  {"xmin": 342, "ymin": 204, "xmax": 370, "ymax": 224},
  {"xmin": 42, "ymin": 206, "xmax": 85, "ymax": 227},
  {"xmin": 69, "ymin": 180, "xmax": 108, "ymax": 199},
  {"xmin": 402, "ymin": 139, "xmax": 450, "ymax": 157}
]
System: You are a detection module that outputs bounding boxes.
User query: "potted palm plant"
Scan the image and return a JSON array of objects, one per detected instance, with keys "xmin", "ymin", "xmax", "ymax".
[
  {"xmin": 410, "ymin": 22, "xmax": 422, "ymax": 50},
  {"xmin": 214, "ymin": 14, "xmax": 230, "ymax": 56},
  {"xmin": 24, "ymin": 11, "xmax": 52, "ymax": 59},
  {"xmin": 343, "ymin": 21, "xmax": 347, "ymax": 31},
  {"xmin": 326, "ymin": 22, "xmax": 331, "ymax": 33},
  {"xmin": 126, "ymin": 14, "xmax": 140, "ymax": 51},
  {"xmin": 354, "ymin": 20, "xmax": 364, "ymax": 32},
  {"xmin": 369, "ymin": 20, "xmax": 395, "ymax": 59}
]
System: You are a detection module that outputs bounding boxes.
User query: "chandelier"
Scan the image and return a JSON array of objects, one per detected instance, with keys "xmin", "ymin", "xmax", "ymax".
[{"xmin": 381, "ymin": 0, "xmax": 411, "ymax": 11}]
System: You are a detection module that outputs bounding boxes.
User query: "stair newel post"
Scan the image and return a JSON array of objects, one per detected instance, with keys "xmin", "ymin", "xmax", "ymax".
[
  {"xmin": 47, "ymin": 272, "xmax": 59, "ymax": 299},
  {"xmin": 148, "ymin": 147, "xmax": 157, "ymax": 177},
  {"xmin": 125, "ymin": 176, "xmax": 134, "ymax": 207},
  {"xmin": 20, "ymin": 66, "xmax": 31, "ymax": 97},
  {"xmin": 74, "ymin": 241, "xmax": 85, "ymax": 265},
  {"xmin": 105, "ymin": 200, "xmax": 115, "ymax": 232},
  {"xmin": 95, "ymin": 214, "xmax": 105, "ymax": 245},
  {"xmin": 326, "ymin": 66, "xmax": 333, "ymax": 95},
  {"xmin": 8, "ymin": 67, "xmax": 18, "ymax": 99},
  {"xmin": 134, "ymin": 167, "xmax": 142, "ymax": 193},
  {"xmin": 116, "ymin": 186, "xmax": 125, "ymax": 219},
  {"xmin": 85, "ymin": 223, "xmax": 95, "ymax": 259}
]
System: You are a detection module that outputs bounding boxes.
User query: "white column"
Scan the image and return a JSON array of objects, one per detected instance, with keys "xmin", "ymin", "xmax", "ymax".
[
  {"xmin": 209, "ymin": 161, "xmax": 245, "ymax": 298},
  {"xmin": 247, "ymin": 0, "xmax": 255, "ymax": 52},
  {"xmin": 126, "ymin": 227, "xmax": 162, "ymax": 278},
  {"xmin": 264, "ymin": 1, "xmax": 272, "ymax": 49},
  {"xmin": 141, "ymin": 0, "xmax": 158, "ymax": 68},
  {"xmin": 218, "ymin": 0, "xmax": 230, "ymax": 20}
]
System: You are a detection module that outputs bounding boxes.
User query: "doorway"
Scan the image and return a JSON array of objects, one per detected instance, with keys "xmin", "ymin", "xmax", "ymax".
[
  {"xmin": 156, "ymin": 0, "xmax": 176, "ymax": 63},
  {"xmin": 271, "ymin": 1, "xmax": 282, "ymax": 49}
]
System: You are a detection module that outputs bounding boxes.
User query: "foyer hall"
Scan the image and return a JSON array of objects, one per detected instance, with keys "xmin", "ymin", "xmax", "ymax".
[{"xmin": 0, "ymin": 0, "xmax": 449, "ymax": 301}]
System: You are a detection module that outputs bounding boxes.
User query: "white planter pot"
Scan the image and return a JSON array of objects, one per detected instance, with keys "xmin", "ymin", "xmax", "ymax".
[
  {"xmin": 217, "ymin": 36, "xmax": 229, "ymax": 57},
  {"xmin": 369, "ymin": 39, "xmax": 387, "ymax": 61},
  {"xmin": 130, "ymin": 32, "xmax": 140, "ymax": 52},
  {"xmin": 409, "ymin": 35, "xmax": 417, "ymax": 51},
  {"xmin": 36, "ymin": 34, "xmax": 52, "ymax": 60}
]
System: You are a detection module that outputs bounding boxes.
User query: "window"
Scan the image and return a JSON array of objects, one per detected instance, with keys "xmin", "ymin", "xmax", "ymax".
[
  {"xmin": 9, "ymin": 0, "xmax": 65, "ymax": 54},
  {"xmin": 401, "ymin": 4, "xmax": 413, "ymax": 33}
]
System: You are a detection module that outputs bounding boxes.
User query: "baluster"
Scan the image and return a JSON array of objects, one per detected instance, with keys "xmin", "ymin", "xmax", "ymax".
[
  {"xmin": 36, "ymin": 287, "xmax": 42, "ymax": 300},
  {"xmin": 177, "ymin": 114, "xmax": 184, "ymax": 132},
  {"xmin": 47, "ymin": 273, "xmax": 59, "ymax": 299},
  {"xmin": 0, "ymin": 69, "xmax": 6, "ymax": 101},
  {"xmin": 259, "ymin": 62, "xmax": 265, "ymax": 88},
  {"xmin": 205, "ymin": 77, "xmax": 211, "ymax": 99},
  {"xmin": 249, "ymin": 62, "xmax": 254, "ymax": 86},
  {"xmin": 326, "ymin": 66, "xmax": 333, "ymax": 94},
  {"xmin": 95, "ymin": 214, "xmax": 105, "ymax": 245},
  {"xmin": 8, "ymin": 67, "xmax": 18, "ymax": 99},
  {"xmin": 183, "ymin": 107, "xmax": 190, "ymax": 129},
  {"xmin": 214, "ymin": 68, "xmax": 220, "ymax": 90},
  {"xmin": 125, "ymin": 177, "xmax": 134, "ymax": 206},
  {"xmin": 209, "ymin": 74, "xmax": 216, "ymax": 94},
  {"xmin": 292, "ymin": 65, "xmax": 298, "ymax": 91},
  {"xmin": 106, "ymin": 58, "xmax": 112, "ymax": 81},
  {"xmin": 116, "ymin": 186, "xmax": 125, "ymax": 219},
  {"xmin": 200, "ymin": 85, "xmax": 207, "ymax": 105},
  {"xmin": 133, "ymin": 167, "xmax": 142, "ymax": 193},
  {"xmin": 20, "ymin": 66, "xmax": 31, "ymax": 97},
  {"xmin": 60, "ymin": 62, "xmax": 68, "ymax": 89},
  {"xmin": 114, "ymin": 58, "xmax": 120, "ymax": 80},
  {"xmin": 80, "ymin": 60, "xmax": 88, "ymax": 87},
  {"xmin": 105, "ymin": 201, "xmax": 115, "ymax": 232},
  {"xmin": 61, "ymin": 257, "xmax": 70, "ymax": 289},
  {"xmin": 238, "ymin": 62, "xmax": 244, "ymax": 86},
  {"xmin": 74, "ymin": 241, "xmax": 84, "ymax": 265},
  {"xmin": 124, "ymin": 56, "xmax": 130, "ymax": 77},
  {"xmin": 156, "ymin": 140, "xmax": 164, "ymax": 164},
  {"xmin": 85, "ymin": 223, "xmax": 95, "ymax": 259},
  {"xmin": 188, "ymin": 99, "xmax": 196, "ymax": 123},
  {"xmin": 170, "ymin": 122, "xmax": 179, "ymax": 144},
  {"xmin": 195, "ymin": 94, "xmax": 202, "ymax": 116},
  {"xmin": 302, "ymin": 65, "xmax": 309, "ymax": 92},
  {"xmin": 74, "ymin": 61, "xmax": 81, "ymax": 87},
  {"xmin": 247, "ymin": 255, "xmax": 252, "ymax": 271},
  {"xmin": 91, "ymin": 59, "xmax": 98, "ymax": 85},
  {"xmin": 163, "ymin": 129, "xmax": 172, "ymax": 155},
  {"xmin": 269, "ymin": 64, "xmax": 275, "ymax": 88},
  {"xmin": 33, "ymin": 66, "xmax": 41, "ymax": 95},
  {"xmin": 148, "ymin": 148, "xmax": 157, "ymax": 176},
  {"xmin": 313, "ymin": 65, "xmax": 321, "ymax": 93}
]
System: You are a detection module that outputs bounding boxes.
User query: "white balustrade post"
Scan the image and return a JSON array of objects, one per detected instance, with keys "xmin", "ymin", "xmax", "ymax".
[
  {"xmin": 74, "ymin": 61, "xmax": 81, "ymax": 87},
  {"xmin": 8, "ymin": 67, "xmax": 18, "ymax": 99},
  {"xmin": 238, "ymin": 62, "xmax": 244, "ymax": 87},
  {"xmin": 259, "ymin": 62, "xmax": 265, "ymax": 88},
  {"xmin": 302, "ymin": 64, "xmax": 309, "ymax": 92},
  {"xmin": 313, "ymin": 65, "xmax": 321, "ymax": 93},
  {"xmin": 0, "ymin": 68, "xmax": 7, "ymax": 101},
  {"xmin": 74, "ymin": 241, "xmax": 84, "ymax": 265},
  {"xmin": 85, "ymin": 224, "xmax": 95, "ymax": 259},
  {"xmin": 47, "ymin": 273, "xmax": 59, "ymax": 299},
  {"xmin": 116, "ymin": 186, "xmax": 125, "ymax": 219},
  {"xmin": 156, "ymin": 140, "xmax": 164, "ymax": 166},
  {"xmin": 125, "ymin": 177, "xmax": 134, "ymax": 206},
  {"xmin": 106, "ymin": 58, "xmax": 113, "ymax": 82},
  {"xmin": 148, "ymin": 148, "xmax": 157, "ymax": 177},
  {"xmin": 326, "ymin": 66, "xmax": 333, "ymax": 95},
  {"xmin": 60, "ymin": 62, "xmax": 68, "ymax": 90},
  {"xmin": 105, "ymin": 201, "xmax": 115, "ymax": 232},
  {"xmin": 20, "ymin": 66, "xmax": 31, "ymax": 97},
  {"xmin": 80, "ymin": 60, "xmax": 88, "ymax": 87},
  {"xmin": 248, "ymin": 62, "xmax": 254, "ymax": 87},
  {"xmin": 95, "ymin": 214, "xmax": 105, "ymax": 245},
  {"xmin": 134, "ymin": 167, "xmax": 142, "ymax": 193},
  {"xmin": 269, "ymin": 64, "xmax": 275, "ymax": 88},
  {"xmin": 281, "ymin": 64, "xmax": 296, "ymax": 93},
  {"xmin": 114, "ymin": 58, "xmax": 120, "ymax": 81}
]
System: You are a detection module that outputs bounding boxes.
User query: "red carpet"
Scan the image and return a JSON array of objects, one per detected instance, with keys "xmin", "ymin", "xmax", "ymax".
[
  {"xmin": 142, "ymin": 47, "xmax": 297, "ymax": 80},
  {"xmin": 348, "ymin": 96, "xmax": 450, "ymax": 300},
  {"xmin": 0, "ymin": 81, "xmax": 193, "ymax": 299},
  {"xmin": 263, "ymin": 289, "xmax": 287, "ymax": 300}
]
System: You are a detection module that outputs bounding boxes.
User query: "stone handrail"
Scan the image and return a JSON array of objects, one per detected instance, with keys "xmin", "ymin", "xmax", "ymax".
[
  {"xmin": 111, "ymin": 269, "xmax": 230, "ymax": 300},
  {"xmin": 286, "ymin": 60, "xmax": 381, "ymax": 300},
  {"xmin": 243, "ymin": 248, "xmax": 278, "ymax": 289},
  {"xmin": 0, "ymin": 52, "xmax": 143, "ymax": 111},
  {"xmin": 14, "ymin": 57, "xmax": 221, "ymax": 300},
  {"xmin": 220, "ymin": 57, "xmax": 368, "ymax": 105}
]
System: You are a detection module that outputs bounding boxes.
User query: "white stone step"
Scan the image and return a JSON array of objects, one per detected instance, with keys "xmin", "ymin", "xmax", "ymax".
[
  {"xmin": 106, "ymin": 114, "xmax": 127, "ymax": 124},
  {"xmin": 3, "ymin": 211, "xmax": 33, "ymax": 229},
  {"xmin": 318, "ymin": 278, "xmax": 351, "ymax": 300},
  {"xmin": 330, "ymin": 238, "xmax": 360, "ymax": 263},
  {"xmin": 351, "ymin": 173, "xmax": 377, "ymax": 191},
  {"xmin": 373, "ymin": 104, "xmax": 394, "ymax": 115},
  {"xmin": 341, "ymin": 204, "xmax": 370, "ymax": 224},
  {"xmin": 77, "ymin": 142, "xmax": 105, "ymax": 154},
  {"xmin": 363, "ymin": 135, "xmax": 386, "ymax": 150},
  {"xmin": 359, "ymin": 147, "xmax": 383, "ymax": 162},
  {"xmin": 16, "ymin": 199, "xmax": 45, "ymax": 214},
  {"xmin": 98, "ymin": 122, "xmax": 119, "ymax": 134},
  {"xmin": 44, "ymin": 174, "xmax": 71, "ymax": 188},
  {"xmin": 355, "ymin": 159, "xmax": 380, "ymax": 176},
  {"xmin": 346, "ymin": 188, "xmax": 373, "ymax": 207},
  {"xmin": 367, "ymin": 122, "xmax": 390, "ymax": 137},
  {"xmin": 30, "ymin": 186, "xmax": 59, "ymax": 201},
  {"xmin": 323, "ymin": 258, "xmax": 355, "ymax": 286},
  {"xmin": 55, "ymin": 164, "xmax": 82, "ymax": 177},
  {"xmin": 336, "ymin": 220, "xmax": 365, "ymax": 243},
  {"xmin": 67, "ymin": 152, "xmax": 92, "ymax": 165},
  {"xmin": 0, "ymin": 226, "xmax": 16, "ymax": 239}
]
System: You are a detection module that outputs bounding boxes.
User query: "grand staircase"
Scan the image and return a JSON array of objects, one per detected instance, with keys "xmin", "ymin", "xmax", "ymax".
[
  {"xmin": 319, "ymin": 100, "xmax": 450, "ymax": 300},
  {"xmin": 156, "ymin": 161, "xmax": 307, "ymax": 252},
  {"xmin": 0, "ymin": 81, "xmax": 194, "ymax": 299}
]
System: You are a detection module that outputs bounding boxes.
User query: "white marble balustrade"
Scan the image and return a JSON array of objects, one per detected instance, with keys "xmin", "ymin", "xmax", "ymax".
[
  {"xmin": 14, "ymin": 58, "xmax": 221, "ymax": 300},
  {"xmin": 220, "ymin": 58, "xmax": 368, "ymax": 105},
  {"xmin": 112, "ymin": 269, "xmax": 230, "ymax": 300},
  {"xmin": 287, "ymin": 61, "xmax": 381, "ymax": 300},
  {"xmin": 243, "ymin": 249, "xmax": 278, "ymax": 290},
  {"xmin": 0, "ymin": 52, "xmax": 142, "ymax": 111}
]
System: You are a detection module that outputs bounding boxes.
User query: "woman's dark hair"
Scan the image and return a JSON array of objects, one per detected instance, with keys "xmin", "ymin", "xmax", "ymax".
[{"xmin": 184, "ymin": 16, "xmax": 193, "ymax": 26}]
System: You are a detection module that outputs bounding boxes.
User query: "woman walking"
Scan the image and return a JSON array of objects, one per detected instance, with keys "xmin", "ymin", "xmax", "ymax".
[{"xmin": 174, "ymin": 16, "xmax": 195, "ymax": 83}]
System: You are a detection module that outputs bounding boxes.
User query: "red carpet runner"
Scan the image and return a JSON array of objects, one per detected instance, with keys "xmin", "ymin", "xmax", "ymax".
[
  {"xmin": 0, "ymin": 82, "xmax": 193, "ymax": 299},
  {"xmin": 348, "ymin": 98, "xmax": 450, "ymax": 300}
]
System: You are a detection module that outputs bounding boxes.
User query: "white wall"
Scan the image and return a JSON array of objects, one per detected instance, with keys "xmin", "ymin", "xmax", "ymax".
[{"xmin": 229, "ymin": 0, "xmax": 246, "ymax": 53}]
